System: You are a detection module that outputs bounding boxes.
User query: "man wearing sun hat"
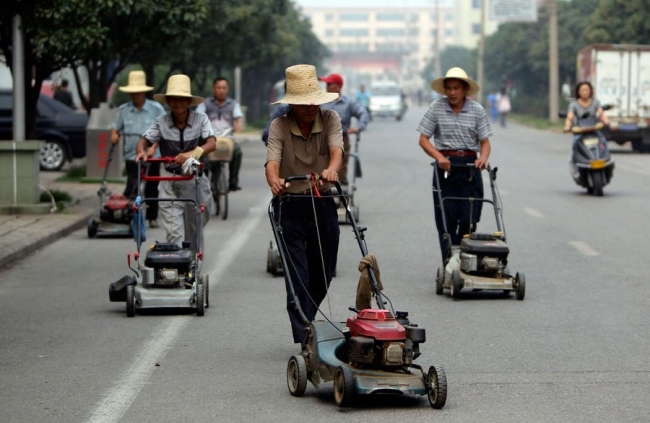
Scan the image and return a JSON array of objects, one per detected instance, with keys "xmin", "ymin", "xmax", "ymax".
[
  {"xmin": 318, "ymin": 72, "xmax": 369, "ymax": 186},
  {"xmin": 266, "ymin": 64, "xmax": 343, "ymax": 344},
  {"xmin": 111, "ymin": 70, "xmax": 166, "ymax": 227},
  {"xmin": 417, "ymin": 67, "xmax": 493, "ymax": 261},
  {"xmin": 135, "ymin": 74, "xmax": 216, "ymax": 252}
]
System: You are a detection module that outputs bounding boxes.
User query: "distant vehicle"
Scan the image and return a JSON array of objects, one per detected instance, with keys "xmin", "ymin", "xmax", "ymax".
[
  {"xmin": 0, "ymin": 89, "xmax": 88, "ymax": 170},
  {"xmin": 577, "ymin": 44, "xmax": 650, "ymax": 152},
  {"xmin": 369, "ymin": 81, "xmax": 406, "ymax": 121}
]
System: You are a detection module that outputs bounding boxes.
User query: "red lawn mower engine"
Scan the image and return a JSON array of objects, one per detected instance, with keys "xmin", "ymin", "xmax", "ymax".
[
  {"xmin": 100, "ymin": 194, "xmax": 133, "ymax": 224},
  {"xmin": 346, "ymin": 309, "xmax": 426, "ymax": 369}
]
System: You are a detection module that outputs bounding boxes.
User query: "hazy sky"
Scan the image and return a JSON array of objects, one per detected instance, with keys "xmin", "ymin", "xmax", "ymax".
[{"xmin": 293, "ymin": 0, "xmax": 453, "ymax": 9}]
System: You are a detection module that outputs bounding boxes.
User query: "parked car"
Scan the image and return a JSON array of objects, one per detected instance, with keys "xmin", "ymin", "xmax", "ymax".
[{"xmin": 0, "ymin": 89, "xmax": 88, "ymax": 170}]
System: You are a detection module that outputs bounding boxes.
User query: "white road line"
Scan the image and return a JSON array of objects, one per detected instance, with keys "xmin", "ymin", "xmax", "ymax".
[
  {"xmin": 569, "ymin": 241, "xmax": 600, "ymax": 257},
  {"xmin": 523, "ymin": 207, "xmax": 544, "ymax": 218},
  {"xmin": 614, "ymin": 163, "xmax": 650, "ymax": 176},
  {"xmin": 87, "ymin": 196, "xmax": 269, "ymax": 423}
]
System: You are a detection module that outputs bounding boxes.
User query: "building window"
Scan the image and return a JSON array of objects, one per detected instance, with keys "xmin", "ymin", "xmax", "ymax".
[
  {"xmin": 445, "ymin": 28, "xmax": 453, "ymax": 36},
  {"xmin": 377, "ymin": 28, "xmax": 406, "ymax": 37},
  {"xmin": 325, "ymin": 13, "xmax": 333, "ymax": 21},
  {"xmin": 340, "ymin": 13, "xmax": 368, "ymax": 21},
  {"xmin": 445, "ymin": 13, "xmax": 453, "ymax": 22},
  {"xmin": 430, "ymin": 13, "xmax": 437, "ymax": 21},
  {"xmin": 472, "ymin": 23, "xmax": 480, "ymax": 34},
  {"xmin": 408, "ymin": 28, "xmax": 419, "ymax": 36},
  {"xmin": 340, "ymin": 28, "xmax": 369, "ymax": 37},
  {"xmin": 339, "ymin": 43, "xmax": 369, "ymax": 52},
  {"xmin": 325, "ymin": 29, "xmax": 334, "ymax": 37},
  {"xmin": 472, "ymin": 0, "xmax": 481, "ymax": 8},
  {"xmin": 376, "ymin": 13, "xmax": 405, "ymax": 21}
]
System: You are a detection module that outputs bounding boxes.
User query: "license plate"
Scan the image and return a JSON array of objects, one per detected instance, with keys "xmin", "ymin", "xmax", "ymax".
[
  {"xmin": 583, "ymin": 137, "xmax": 599, "ymax": 146},
  {"xmin": 591, "ymin": 159, "xmax": 607, "ymax": 169}
]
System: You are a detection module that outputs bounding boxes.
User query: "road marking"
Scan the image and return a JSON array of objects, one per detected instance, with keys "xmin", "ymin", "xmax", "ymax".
[
  {"xmin": 523, "ymin": 207, "xmax": 544, "ymax": 218},
  {"xmin": 614, "ymin": 163, "xmax": 650, "ymax": 176},
  {"xmin": 87, "ymin": 196, "xmax": 269, "ymax": 423},
  {"xmin": 569, "ymin": 241, "xmax": 599, "ymax": 256}
]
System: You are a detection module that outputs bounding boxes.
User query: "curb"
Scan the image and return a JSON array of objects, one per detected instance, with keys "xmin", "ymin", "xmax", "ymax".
[{"xmin": 0, "ymin": 208, "xmax": 95, "ymax": 270}]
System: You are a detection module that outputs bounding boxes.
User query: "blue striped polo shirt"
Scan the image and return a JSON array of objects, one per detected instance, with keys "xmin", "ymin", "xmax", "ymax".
[
  {"xmin": 417, "ymin": 97, "xmax": 493, "ymax": 151},
  {"xmin": 143, "ymin": 110, "xmax": 214, "ymax": 158}
]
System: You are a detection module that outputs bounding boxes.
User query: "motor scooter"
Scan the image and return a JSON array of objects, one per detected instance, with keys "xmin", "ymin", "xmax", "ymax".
[{"xmin": 560, "ymin": 108, "xmax": 615, "ymax": 196}]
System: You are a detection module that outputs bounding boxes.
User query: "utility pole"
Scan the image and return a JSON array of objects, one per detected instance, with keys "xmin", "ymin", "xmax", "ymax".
[
  {"xmin": 548, "ymin": 0, "xmax": 559, "ymax": 122},
  {"xmin": 434, "ymin": 0, "xmax": 441, "ymax": 80},
  {"xmin": 477, "ymin": 0, "xmax": 486, "ymax": 105}
]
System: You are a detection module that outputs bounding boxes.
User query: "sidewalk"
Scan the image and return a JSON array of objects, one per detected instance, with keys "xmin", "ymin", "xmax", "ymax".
[{"xmin": 0, "ymin": 132, "xmax": 261, "ymax": 270}]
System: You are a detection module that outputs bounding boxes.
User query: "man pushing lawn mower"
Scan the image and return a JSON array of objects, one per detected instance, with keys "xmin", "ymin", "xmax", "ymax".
[
  {"xmin": 265, "ymin": 64, "xmax": 343, "ymax": 344},
  {"xmin": 135, "ymin": 74, "xmax": 215, "ymax": 251}
]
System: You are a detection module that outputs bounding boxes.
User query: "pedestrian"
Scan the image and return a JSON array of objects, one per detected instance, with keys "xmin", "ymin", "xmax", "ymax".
[
  {"xmin": 486, "ymin": 89, "xmax": 499, "ymax": 123},
  {"xmin": 417, "ymin": 67, "xmax": 493, "ymax": 261},
  {"xmin": 265, "ymin": 64, "xmax": 343, "ymax": 344},
  {"xmin": 262, "ymin": 81, "xmax": 290, "ymax": 146},
  {"xmin": 196, "ymin": 77, "xmax": 244, "ymax": 192},
  {"xmin": 355, "ymin": 83, "xmax": 372, "ymax": 121},
  {"xmin": 497, "ymin": 86, "xmax": 511, "ymax": 128},
  {"xmin": 135, "ymin": 74, "xmax": 215, "ymax": 253},
  {"xmin": 111, "ymin": 70, "xmax": 165, "ymax": 228},
  {"xmin": 318, "ymin": 72, "xmax": 369, "ymax": 186},
  {"xmin": 54, "ymin": 79, "xmax": 76, "ymax": 109}
]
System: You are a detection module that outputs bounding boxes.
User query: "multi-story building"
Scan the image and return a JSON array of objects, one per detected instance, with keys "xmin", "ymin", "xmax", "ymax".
[{"xmin": 299, "ymin": 0, "xmax": 498, "ymax": 94}]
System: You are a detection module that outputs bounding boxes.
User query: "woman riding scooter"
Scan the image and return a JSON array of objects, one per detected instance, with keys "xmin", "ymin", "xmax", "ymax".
[{"xmin": 563, "ymin": 81, "xmax": 614, "ymax": 196}]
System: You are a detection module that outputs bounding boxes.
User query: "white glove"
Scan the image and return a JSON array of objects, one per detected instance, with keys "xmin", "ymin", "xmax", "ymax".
[{"xmin": 182, "ymin": 158, "xmax": 201, "ymax": 175}]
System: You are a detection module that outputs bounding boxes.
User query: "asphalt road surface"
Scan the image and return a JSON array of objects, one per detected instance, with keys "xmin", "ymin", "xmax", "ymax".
[{"xmin": 1, "ymin": 105, "xmax": 649, "ymax": 423}]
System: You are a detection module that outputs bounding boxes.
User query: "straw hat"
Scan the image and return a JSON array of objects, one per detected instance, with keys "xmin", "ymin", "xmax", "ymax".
[
  {"xmin": 118, "ymin": 70, "xmax": 154, "ymax": 93},
  {"xmin": 273, "ymin": 64, "xmax": 339, "ymax": 105},
  {"xmin": 153, "ymin": 74, "xmax": 204, "ymax": 107},
  {"xmin": 431, "ymin": 67, "xmax": 480, "ymax": 96}
]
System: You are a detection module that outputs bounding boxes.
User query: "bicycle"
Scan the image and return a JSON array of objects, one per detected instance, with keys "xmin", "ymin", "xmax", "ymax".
[{"xmin": 206, "ymin": 130, "xmax": 234, "ymax": 220}]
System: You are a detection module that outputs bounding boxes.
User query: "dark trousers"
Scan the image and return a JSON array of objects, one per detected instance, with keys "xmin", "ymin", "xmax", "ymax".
[
  {"xmin": 433, "ymin": 157, "xmax": 484, "ymax": 260},
  {"xmin": 229, "ymin": 142, "xmax": 243, "ymax": 187},
  {"xmin": 124, "ymin": 160, "xmax": 159, "ymax": 221},
  {"xmin": 277, "ymin": 195, "xmax": 340, "ymax": 343},
  {"xmin": 340, "ymin": 133, "xmax": 351, "ymax": 184}
]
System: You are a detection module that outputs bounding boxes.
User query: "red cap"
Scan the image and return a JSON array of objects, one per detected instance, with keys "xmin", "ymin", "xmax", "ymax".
[{"xmin": 319, "ymin": 73, "xmax": 344, "ymax": 86}]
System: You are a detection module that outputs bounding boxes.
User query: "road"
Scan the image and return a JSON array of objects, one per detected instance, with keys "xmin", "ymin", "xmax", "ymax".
[{"xmin": 1, "ymin": 105, "xmax": 649, "ymax": 422}]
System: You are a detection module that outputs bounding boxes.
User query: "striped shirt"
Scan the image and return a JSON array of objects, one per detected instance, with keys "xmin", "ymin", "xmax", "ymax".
[
  {"xmin": 417, "ymin": 98, "xmax": 493, "ymax": 151},
  {"xmin": 143, "ymin": 110, "xmax": 214, "ymax": 158},
  {"xmin": 320, "ymin": 95, "xmax": 369, "ymax": 133}
]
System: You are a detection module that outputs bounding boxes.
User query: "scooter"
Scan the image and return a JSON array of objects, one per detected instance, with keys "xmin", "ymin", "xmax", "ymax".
[{"xmin": 561, "ymin": 108, "xmax": 615, "ymax": 197}]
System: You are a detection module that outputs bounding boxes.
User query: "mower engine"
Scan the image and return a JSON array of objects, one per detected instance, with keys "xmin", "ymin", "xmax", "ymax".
[
  {"xmin": 459, "ymin": 233, "xmax": 509, "ymax": 275},
  {"xmin": 143, "ymin": 242, "xmax": 194, "ymax": 287},
  {"xmin": 346, "ymin": 309, "xmax": 426, "ymax": 369},
  {"xmin": 100, "ymin": 194, "xmax": 133, "ymax": 224}
]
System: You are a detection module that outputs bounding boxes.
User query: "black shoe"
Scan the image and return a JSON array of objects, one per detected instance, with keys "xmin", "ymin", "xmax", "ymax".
[{"xmin": 229, "ymin": 184, "xmax": 241, "ymax": 192}]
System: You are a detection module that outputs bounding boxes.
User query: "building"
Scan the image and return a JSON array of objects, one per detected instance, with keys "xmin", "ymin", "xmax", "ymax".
[{"xmin": 299, "ymin": 0, "xmax": 499, "ymax": 94}]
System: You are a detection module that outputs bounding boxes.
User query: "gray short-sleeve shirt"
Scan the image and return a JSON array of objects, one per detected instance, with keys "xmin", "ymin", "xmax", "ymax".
[
  {"xmin": 417, "ymin": 98, "xmax": 493, "ymax": 151},
  {"xmin": 143, "ymin": 110, "xmax": 214, "ymax": 157}
]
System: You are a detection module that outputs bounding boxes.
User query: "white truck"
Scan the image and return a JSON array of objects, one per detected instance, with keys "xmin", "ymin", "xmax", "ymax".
[
  {"xmin": 369, "ymin": 80, "xmax": 406, "ymax": 121},
  {"xmin": 576, "ymin": 44, "xmax": 650, "ymax": 152}
]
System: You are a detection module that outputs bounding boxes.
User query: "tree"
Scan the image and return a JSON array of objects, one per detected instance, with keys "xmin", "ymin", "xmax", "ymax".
[{"xmin": 584, "ymin": 0, "xmax": 650, "ymax": 44}]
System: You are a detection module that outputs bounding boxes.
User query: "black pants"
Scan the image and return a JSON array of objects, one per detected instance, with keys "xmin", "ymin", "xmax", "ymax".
[
  {"xmin": 433, "ymin": 157, "xmax": 484, "ymax": 260},
  {"xmin": 276, "ymin": 195, "xmax": 339, "ymax": 343},
  {"xmin": 124, "ymin": 160, "xmax": 159, "ymax": 221}
]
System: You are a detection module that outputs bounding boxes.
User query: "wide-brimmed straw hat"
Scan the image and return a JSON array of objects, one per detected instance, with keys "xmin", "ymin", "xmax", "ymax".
[
  {"xmin": 431, "ymin": 67, "xmax": 480, "ymax": 96},
  {"xmin": 273, "ymin": 64, "xmax": 339, "ymax": 105},
  {"xmin": 118, "ymin": 70, "xmax": 154, "ymax": 93},
  {"xmin": 153, "ymin": 74, "xmax": 204, "ymax": 107}
]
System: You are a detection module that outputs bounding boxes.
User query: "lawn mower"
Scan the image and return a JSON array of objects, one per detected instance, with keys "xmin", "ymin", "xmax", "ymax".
[
  {"xmin": 271, "ymin": 175, "xmax": 447, "ymax": 409},
  {"xmin": 87, "ymin": 142, "xmax": 133, "ymax": 238},
  {"xmin": 108, "ymin": 157, "xmax": 209, "ymax": 317},
  {"xmin": 432, "ymin": 162, "xmax": 525, "ymax": 300}
]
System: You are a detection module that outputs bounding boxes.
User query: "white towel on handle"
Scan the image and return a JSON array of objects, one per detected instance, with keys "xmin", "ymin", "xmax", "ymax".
[{"xmin": 182, "ymin": 158, "xmax": 201, "ymax": 175}]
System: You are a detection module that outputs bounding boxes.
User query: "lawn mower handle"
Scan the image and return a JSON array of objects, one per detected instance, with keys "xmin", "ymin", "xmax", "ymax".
[{"xmin": 138, "ymin": 157, "xmax": 203, "ymax": 182}]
